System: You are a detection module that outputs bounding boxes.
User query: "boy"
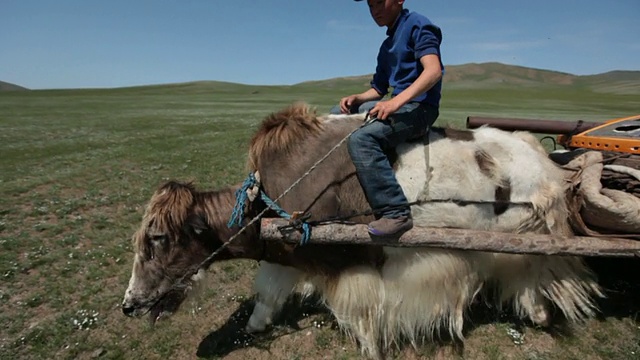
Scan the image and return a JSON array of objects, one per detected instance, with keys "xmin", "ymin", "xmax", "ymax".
[{"xmin": 331, "ymin": 0, "xmax": 443, "ymax": 238}]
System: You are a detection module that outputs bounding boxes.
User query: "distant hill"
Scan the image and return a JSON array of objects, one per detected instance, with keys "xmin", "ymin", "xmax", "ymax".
[
  {"xmin": 581, "ymin": 70, "xmax": 640, "ymax": 83},
  {"xmin": 443, "ymin": 62, "xmax": 576, "ymax": 86},
  {"xmin": 4, "ymin": 63, "xmax": 638, "ymax": 94},
  {"xmin": 296, "ymin": 62, "xmax": 640, "ymax": 94},
  {"xmin": 0, "ymin": 81, "xmax": 28, "ymax": 91},
  {"xmin": 576, "ymin": 70, "xmax": 640, "ymax": 95}
]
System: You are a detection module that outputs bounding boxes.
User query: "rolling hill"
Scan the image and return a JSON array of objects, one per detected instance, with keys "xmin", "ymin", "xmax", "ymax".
[
  {"xmin": 0, "ymin": 80, "xmax": 28, "ymax": 91},
  {"xmin": 2, "ymin": 63, "xmax": 639, "ymax": 94},
  {"xmin": 296, "ymin": 62, "xmax": 640, "ymax": 95}
]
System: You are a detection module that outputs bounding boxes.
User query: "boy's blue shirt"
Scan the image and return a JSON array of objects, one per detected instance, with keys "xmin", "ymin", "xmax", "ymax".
[{"xmin": 370, "ymin": 9, "xmax": 443, "ymax": 107}]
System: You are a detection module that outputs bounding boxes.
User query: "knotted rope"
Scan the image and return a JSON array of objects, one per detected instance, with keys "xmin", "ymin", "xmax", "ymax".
[
  {"xmin": 227, "ymin": 172, "xmax": 260, "ymax": 229},
  {"xmin": 228, "ymin": 172, "xmax": 312, "ymax": 244}
]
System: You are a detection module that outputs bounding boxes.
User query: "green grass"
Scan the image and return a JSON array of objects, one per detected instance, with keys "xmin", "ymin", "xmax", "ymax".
[{"xmin": 0, "ymin": 77, "xmax": 639, "ymax": 359}]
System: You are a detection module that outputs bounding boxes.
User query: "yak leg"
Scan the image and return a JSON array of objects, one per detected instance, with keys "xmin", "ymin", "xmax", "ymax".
[
  {"xmin": 492, "ymin": 254, "xmax": 600, "ymax": 326},
  {"xmin": 491, "ymin": 254, "xmax": 553, "ymax": 326},
  {"xmin": 246, "ymin": 261, "xmax": 303, "ymax": 333},
  {"xmin": 515, "ymin": 287, "xmax": 551, "ymax": 326},
  {"xmin": 321, "ymin": 266, "xmax": 384, "ymax": 360}
]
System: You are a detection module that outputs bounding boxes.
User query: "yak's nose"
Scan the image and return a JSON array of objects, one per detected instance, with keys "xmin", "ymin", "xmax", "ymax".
[{"xmin": 122, "ymin": 303, "xmax": 136, "ymax": 316}]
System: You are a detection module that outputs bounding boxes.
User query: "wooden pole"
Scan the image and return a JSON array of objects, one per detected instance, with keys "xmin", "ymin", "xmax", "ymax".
[
  {"xmin": 260, "ymin": 218, "xmax": 640, "ymax": 258},
  {"xmin": 466, "ymin": 116, "xmax": 600, "ymax": 134}
]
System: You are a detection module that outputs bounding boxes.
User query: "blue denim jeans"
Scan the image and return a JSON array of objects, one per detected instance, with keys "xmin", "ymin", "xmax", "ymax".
[{"xmin": 330, "ymin": 101, "xmax": 439, "ymax": 218}]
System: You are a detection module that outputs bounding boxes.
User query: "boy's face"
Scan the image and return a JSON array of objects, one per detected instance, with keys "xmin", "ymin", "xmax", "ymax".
[{"xmin": 367, "ymin": 0, "xmax": 404, "ymax": 27}]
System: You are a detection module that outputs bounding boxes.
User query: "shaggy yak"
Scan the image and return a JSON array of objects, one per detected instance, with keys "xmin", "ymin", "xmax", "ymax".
[{"xmin": 122, "ymin": 103, "xmax": 603, "ymax": 359}]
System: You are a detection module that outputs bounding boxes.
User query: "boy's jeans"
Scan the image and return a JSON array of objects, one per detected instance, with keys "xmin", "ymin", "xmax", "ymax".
[{"xmin": 330, "ymin": 101, "xmax": 439, "ymax": 219}]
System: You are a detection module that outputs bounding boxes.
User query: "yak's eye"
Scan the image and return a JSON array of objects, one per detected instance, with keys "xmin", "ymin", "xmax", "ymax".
[{"xmin": 149, "ymin": 234, "xmax": 167, "ymax": 246}]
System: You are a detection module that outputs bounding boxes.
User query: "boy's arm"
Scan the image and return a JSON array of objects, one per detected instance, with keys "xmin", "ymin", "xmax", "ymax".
[
  {"xmin": 368, "ymin": 54, "xmax": 442, "ymax": 120},
  {"xmin": 358, "ymin": 88, "xmax": 385, "ymax": 102},
  {"xmin": 391, "ymin": 54, "xmax": 442, "ymax": 107}
]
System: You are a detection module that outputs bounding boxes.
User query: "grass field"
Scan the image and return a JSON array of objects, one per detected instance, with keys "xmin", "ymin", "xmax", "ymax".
[{"xmin": 1, "ymin": 73, "xmax": 639, "ymax": 360}]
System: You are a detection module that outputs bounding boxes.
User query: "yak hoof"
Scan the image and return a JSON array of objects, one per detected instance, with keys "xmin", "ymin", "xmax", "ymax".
[
  {"xmin": 245, "ymin": 322, "xmax": 266, "ymax": 334},
  {"xmin": 529, "ymin": 306, "xmax": 551, "ymax": 327},
  {"xmin": 245, "ymin": 316, "xmax": 269, "ymax": 333},
  {"xmin": 245, "ymin": 300, "xmax": 275, "ymax": 333}
]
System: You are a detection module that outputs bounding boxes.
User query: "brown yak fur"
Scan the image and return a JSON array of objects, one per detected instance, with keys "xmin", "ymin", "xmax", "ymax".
[
  {"xmin": 136, "ymin": 181, "xmax": 385, "ymax": 278},
  {"xmin": 133, "ymin": 181, "xmax": 261, "ymax": 265},
  {"xmin": 248, "ymin": 103, "xmax": 389, "ymax": 272},
  {"xmin": 250, "ymin": 103, "xmax": 378, "ymax": 221}
]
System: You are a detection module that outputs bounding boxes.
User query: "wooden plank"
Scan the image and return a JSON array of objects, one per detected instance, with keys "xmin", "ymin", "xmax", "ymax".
[{"xmin": 260, "ymin": 218, "xmax": 640, "ymax": 258}]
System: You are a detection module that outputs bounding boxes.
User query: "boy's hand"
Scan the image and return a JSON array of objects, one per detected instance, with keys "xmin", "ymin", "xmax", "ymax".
[
  {"xmin": 369, "ymin": 99, "xmax": 401, "ymax": 120},
  {"xmin": 339, "ymin": 95, "xmax": 360, "ymax": 114}
]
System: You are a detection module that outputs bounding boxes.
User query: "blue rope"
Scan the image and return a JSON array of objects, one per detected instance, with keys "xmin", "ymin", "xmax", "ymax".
[
  {"xmin": 228, "ymin": 173, "xmax": 312, "ymax": 245},
  {"xmin": 259, "ymin": 193, "xmax": 312, "ymax": 245},
  {"xmin": 227, "ymin": 173, "xmax": 258, "ymax": 229}
]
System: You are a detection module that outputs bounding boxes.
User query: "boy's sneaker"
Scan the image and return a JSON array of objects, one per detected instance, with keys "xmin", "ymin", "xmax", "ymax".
[{"xmin": 367, "ymin": 216, "xmax": 413, "ymax": 239}]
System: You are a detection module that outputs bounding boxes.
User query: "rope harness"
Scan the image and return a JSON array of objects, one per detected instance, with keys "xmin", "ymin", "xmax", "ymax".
[{"xmin": 227, "ymin": 172, "xmax": 312, "ymax": 244}]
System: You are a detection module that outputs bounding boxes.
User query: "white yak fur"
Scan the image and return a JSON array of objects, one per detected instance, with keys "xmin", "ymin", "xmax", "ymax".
[{"xmin": 247, "ymin": 124, "xmax": 602, "ymax": 359}]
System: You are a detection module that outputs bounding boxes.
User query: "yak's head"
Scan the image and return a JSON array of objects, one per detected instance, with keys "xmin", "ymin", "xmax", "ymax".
[{"xmin": 121, "ymin": 181, "xmax": 219, "ymax": 324}]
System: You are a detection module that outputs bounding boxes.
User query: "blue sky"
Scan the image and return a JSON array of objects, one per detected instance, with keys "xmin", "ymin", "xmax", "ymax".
[{"xmin": 2, "ymin": 0, "xmax": 639, "ymax": 89}]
